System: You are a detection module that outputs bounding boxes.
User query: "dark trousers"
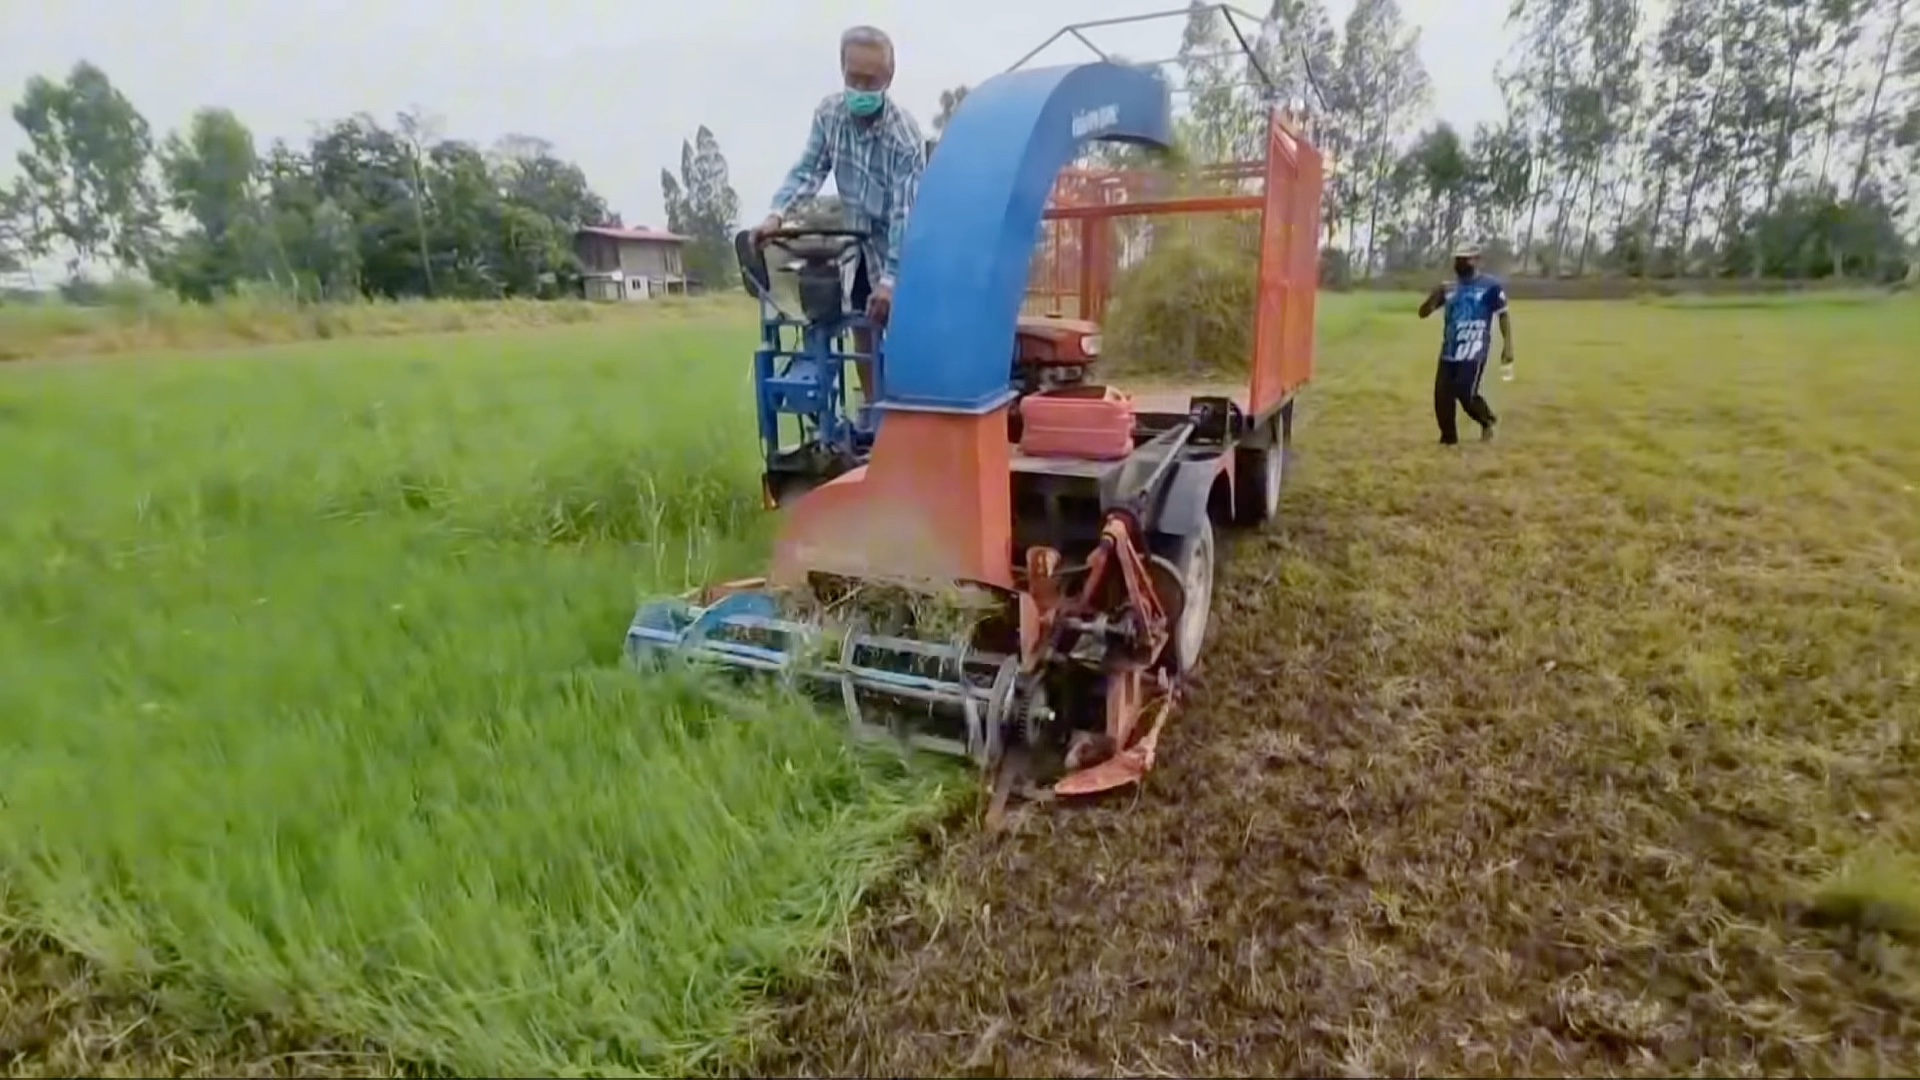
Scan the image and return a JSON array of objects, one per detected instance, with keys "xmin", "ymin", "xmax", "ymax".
[
  {"xmin": 1434, "ymin": 358, "xmax": 1496, "ymax": 443},
  {"xmin": 848, "ymin": 252, "xmax": 872, "ymax": 312}
]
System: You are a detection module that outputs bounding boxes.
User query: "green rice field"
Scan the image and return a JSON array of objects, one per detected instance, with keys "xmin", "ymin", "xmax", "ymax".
[{"xmin": 3, "ymin": 290, "xmax": 1918, "ymax": 1078}]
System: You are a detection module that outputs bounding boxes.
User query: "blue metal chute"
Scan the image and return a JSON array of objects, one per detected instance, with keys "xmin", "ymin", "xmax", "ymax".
[{"xmin": 882, "ymin": 61, "xmax": 1174, "ymax": 414}]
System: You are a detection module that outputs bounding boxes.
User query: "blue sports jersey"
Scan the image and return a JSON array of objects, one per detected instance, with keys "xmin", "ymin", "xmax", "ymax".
[{"xmin": 1439, "ymin": 274, "xmax": 1509, "ymax": 363}]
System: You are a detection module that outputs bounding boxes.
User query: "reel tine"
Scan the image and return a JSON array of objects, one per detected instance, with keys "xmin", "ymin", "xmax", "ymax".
[{"xmin": 626, "ymin": 585, "xmax": 1017, "ymax": 772}]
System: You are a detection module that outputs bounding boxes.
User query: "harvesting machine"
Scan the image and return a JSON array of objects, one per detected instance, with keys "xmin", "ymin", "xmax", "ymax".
[{"xmin": 626, "ymin": 7, "xmax": 1325, "ymax": 813}]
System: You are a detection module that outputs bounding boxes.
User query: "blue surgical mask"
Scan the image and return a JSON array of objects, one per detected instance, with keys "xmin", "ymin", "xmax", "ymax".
[{"xmin": 845, "ymin": 89, "xmax": 885, "ymax": 118}]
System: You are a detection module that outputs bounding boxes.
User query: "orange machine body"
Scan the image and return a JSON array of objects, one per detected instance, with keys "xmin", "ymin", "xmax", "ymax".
[{"xmin": 762, "ymin": 107, "xmax": 1323, "ymax": 803}]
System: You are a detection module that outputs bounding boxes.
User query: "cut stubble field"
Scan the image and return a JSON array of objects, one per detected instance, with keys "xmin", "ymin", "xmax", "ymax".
[{"xmin": 2, "ymin": 291, "xmax": 1917, "ymax": 1078}]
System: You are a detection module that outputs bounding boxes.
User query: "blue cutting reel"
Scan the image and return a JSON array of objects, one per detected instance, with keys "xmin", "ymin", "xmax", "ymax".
[{"xmin": 626, "ymin": 583, "xmax": 1023, "ymax": 766}]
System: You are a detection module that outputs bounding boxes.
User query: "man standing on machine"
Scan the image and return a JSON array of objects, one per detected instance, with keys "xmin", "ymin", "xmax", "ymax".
[
  {"xmin": 753, "ymin": 25, "xmax": 928, "ymax": 401},
  {"xmin": 1418, "ymin": 244, "xmax": 1514, "ymax": 444}
]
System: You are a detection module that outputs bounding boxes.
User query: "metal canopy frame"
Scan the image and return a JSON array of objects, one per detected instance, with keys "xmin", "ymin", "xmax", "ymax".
[
  {"xmin": 1007, "ymin": 4, "xmax": 1277, "ymax": 91},
  {"xmin": 1005, "ymin": 4, "xmax": 1329, "ymax": 110}
]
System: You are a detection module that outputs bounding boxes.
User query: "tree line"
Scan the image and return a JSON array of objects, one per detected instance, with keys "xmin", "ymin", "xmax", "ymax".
[
  {"xmin": 1244, "ymin": 0, "xmax": 1918, "ymax": 281},
  {"xmin": 0, "ymin": 59, "xmax": 756, "ymax": 303},
  {"xmin": 6, "ymin": 0, "xmax": 1915, "ymax": 302},
  {"xmin": 935, "ymin": 0, "xmax": 1919, "ymax": 283},
  {"xmin": 0, "ymin": 63, "xmax": 626, "ymax": 301}
]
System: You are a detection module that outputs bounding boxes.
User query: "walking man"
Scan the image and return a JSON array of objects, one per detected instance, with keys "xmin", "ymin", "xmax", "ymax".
[
  {"xmin": 1418, "ymin": 244, "xmax": 1514, "ymax": 444},
  {"xmin": 753, "ymin": 25, "xmax": 928, "ymax": 401}
]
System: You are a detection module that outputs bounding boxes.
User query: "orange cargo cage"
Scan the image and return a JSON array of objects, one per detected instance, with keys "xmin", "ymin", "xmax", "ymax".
[{"xmin": 1021, "ymin": 113, "xmax": 1325, "ymax": 421}]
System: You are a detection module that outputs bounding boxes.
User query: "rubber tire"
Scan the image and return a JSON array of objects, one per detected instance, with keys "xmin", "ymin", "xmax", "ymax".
[
  {"xmin": 1232, "ymin": 410, "xmax": 1288, "ymax": 527},
  {"xmin": 1165, "ymin": 518, "xmax": 1217, "ymax": 677}
]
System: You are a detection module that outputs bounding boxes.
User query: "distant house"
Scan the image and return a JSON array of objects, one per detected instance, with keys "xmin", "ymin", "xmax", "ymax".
[{"xmin": 575, "ymin": 225, "xmax": 690, "ymax": 301}]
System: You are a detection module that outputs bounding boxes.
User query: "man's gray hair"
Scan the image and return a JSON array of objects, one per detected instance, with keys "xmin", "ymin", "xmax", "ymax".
[{"xmin": 840, "ymin": 25, "xmax": 895, "ymax": 66}]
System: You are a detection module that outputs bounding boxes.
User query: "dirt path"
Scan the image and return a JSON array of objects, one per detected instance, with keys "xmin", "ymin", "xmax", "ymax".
[{"xmin": 746, "ymin": 338, "xmax": 1920, "ymax": 1076}]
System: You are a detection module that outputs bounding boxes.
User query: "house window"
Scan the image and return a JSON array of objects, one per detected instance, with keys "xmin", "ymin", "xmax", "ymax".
[{"xmin": 666, "ymin": 248, "xmax": 681, "ymax": 275}]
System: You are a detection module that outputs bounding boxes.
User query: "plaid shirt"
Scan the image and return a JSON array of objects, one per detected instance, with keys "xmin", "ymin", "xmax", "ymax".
[{"xmin": 770, "ymin": 93, "xmax": 928, "ymax": 288}]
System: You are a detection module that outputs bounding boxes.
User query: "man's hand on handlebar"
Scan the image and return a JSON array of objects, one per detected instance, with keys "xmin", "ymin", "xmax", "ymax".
[
  {"xmin": 746, "ymin": 219, "xmax": 888, "ymax": 324},
  {"xmin": 866, "ymin": 281, "xmax": 893, "ymax": 327}
]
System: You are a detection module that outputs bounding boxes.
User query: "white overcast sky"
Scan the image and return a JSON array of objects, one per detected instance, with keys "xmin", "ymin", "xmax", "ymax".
[{"xmin": 0, "ymin": 0, "xmax": 1511, "ymax": 237}]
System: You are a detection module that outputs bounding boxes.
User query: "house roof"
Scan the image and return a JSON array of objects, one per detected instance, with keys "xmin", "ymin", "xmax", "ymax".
[{"xmin": 577, "ymin": 225, "xmax": 690, "ymax": 244}]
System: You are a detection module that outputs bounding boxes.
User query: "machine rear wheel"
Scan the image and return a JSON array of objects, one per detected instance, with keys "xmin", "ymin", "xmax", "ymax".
[
  {"xmin": 1232, "ymin": 410, "xmax": 1288, "ymax": 526},
  {"xmin": 1154, "ymin": 519, "xmax": 1216, "ymax": 677}
]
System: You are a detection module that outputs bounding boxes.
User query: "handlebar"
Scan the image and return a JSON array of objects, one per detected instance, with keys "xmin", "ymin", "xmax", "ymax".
[
  {"xmin": 755, "ymin": 228, "xmax": 873, "ymax": 262},
  {"xmin": 757, "ymin": 227, "xmax": 872, "ymax": 244},
  {"xmin": 734, "ymin": 225, "xmax": 875, "ymax": 313}
]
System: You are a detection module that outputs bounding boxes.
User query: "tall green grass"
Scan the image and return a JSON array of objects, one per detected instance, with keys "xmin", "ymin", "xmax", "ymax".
[
  {"xmin": 0, "ymin": 284, "xmax": 752, "ymax": 362},
  {"xmin": 0, "ymin": 317, "xmax": 955, "ymax": 1075}
]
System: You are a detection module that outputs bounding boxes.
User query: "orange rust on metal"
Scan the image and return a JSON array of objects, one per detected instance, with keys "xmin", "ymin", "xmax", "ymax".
[
  {"xmin": 768, "ymin": 408, "xmax": 1015, "ymax": 591},
  {"xmin": 1103, "ymin": 516, "xmax": 1169, "ymax": 667},
  {"xmin": 1011, "ymin": 512, "xmax": 1176, "ymax": 798},
  {"xmin": 1043, "ymin": 193, "xmax": 1265, "ymax": 220},
  {"xmin": 1076, "ymin": 215, "xmax": 1104, "ymax": 320},
  {"xmin": 1250, "ymin": 114, "xmax": 1324, "ymax": 417},
  {"xmin": 1024, "ymin": 546, "xmax": 1062, "ymax": 611},
  {"xmin": 1061, "ymin": 517, "xmax": 1169, "ymax": 677},
  {"xmin": 1054, "ymin": 671, "xmax": 1176, "ymax": 797},
  {"xmin": 1104, "ymin": 666, "xmax": 1147, "ymax": 755},
  {"xmin": 1031, "ymin": 515, "xmax": 1171, "ymax": 680},
  {"xmin": 1018, "ymin": 546, "xmax": 1060, "ymax": 667},
  {"xmin": 1019, "ymin": 593, "xmax": 1043, "ymax": 665}
]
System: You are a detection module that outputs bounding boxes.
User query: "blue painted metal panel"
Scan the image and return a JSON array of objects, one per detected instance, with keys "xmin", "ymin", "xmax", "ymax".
[
  {"xmin": 881, "ymin": 62, "xmax": 1174, "ymax": 413},
  {"xmin": 750, "ymin": 295, "xmax": 880, "ymax": 472}
]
